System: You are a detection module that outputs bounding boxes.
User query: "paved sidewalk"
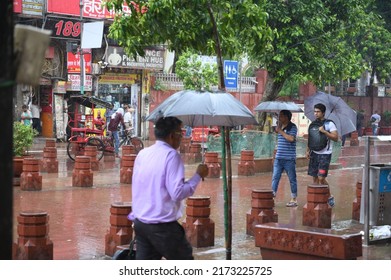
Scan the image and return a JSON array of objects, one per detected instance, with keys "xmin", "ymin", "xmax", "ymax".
[{"xmin": 11, "ymin": 137, "xmax": 391, "ymax": 260}]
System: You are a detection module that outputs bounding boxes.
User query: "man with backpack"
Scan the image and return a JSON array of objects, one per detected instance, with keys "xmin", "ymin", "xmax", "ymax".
[
  {"xmin": 271, "ymin": 110, "xmax": 298, "ymax": 207},
  {"xmin": 306, "ymin": 103, "xmax": 339, "ymax": 207}
]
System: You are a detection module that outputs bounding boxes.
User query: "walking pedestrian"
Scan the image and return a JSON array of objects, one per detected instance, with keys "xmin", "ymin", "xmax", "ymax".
[
  {"xmin": 20, "ymin": 105, "xmax": 32, "ymax": 126},
  {"xmin": 370, "ymin": 110, "xmax": 381, "ymax": 136},
  {"xmin": 306, "ymin": 103, "xmax": 339, "ymax": 207},
  {"xmin": 30, "ymin": 100, "xmax": 41, "ymax": 134},
  {"xmin": 128, "ymin": 117, "xmax": 209, "ymax": 260},
  {"xmin": 271, "ymin": 110, "xmax": 298, "ymax": 207},
  {"xmin": 108, "ymin": 107, "xmax": 125, "ymax": 157}
]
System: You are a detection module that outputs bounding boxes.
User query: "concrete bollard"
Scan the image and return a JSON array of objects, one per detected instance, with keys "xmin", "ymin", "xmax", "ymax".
[
  {"xmin": 179, "ymin": 137, "xmax": 192, "ymax": 154},
  {"xmin": 349, "ymin": 131, "xmax": 359, "ymax": 146},
  {"xmin": 105, "ymin": 202, "xmax": 133, "ymax": 257},
  {"xmin": 84, "ymin": 146, "xmax": 100, "ymax": 171},
  {"xmin": 13, "ymin": 211, "xmax": 53, "ymax": 260},
  {"xmin": 246, "ymin": 189, "xmax": 278, "ymax": 236},
  {"xmin": 41, "ymin": 147, "xmax": 59, "ymax": 173},
  {"xmin": 352, "ymin": 180, "xmax": 362, "ymax": 221},
  {"xmin": 182, "ymin": 196, "xmax": 215, "ymax": 248},
  {"xmin": 183, "ymin": 143, "xmax": 202, "ymax": 164},
  {"xmin": 302, "ymin": 184, "xmax": 332, "ymax": 228},
  {"xmin": 45, "ymin": 139, "xmax": 56, "ymax": 148},
  {"xmin": 20, "ymin": 158, "xmax": 42, "ymax": 191},
  {"xmin": 204, "ymin": 152, "xmax": 221, "ymax": 178},
  {"xmin": 72, "ymin": 156, "xmax": 93, "ymax": 187},
  {"xmin": 238, "ymin": 150, "xmax": 255, "ymax": 176},
  {"xmin": 104, "ymin": 148, "xmax": 116, "ymax": 162},
  {"xmin": 120, "ymin": 154, "xmax": 137, "ymax": 184},
  {"xmin": 122, "ymin": 145, "xmax": 135, "ymax": 156}
]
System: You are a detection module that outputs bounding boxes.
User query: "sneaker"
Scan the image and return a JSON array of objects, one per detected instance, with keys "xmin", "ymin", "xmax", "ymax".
[
  {"xmin": 327, "ymin": 196, "xmax": 335, "ymax": 207},
  {"xmin": 272, "ymin": 191, "xmax": 276, "ymax": 198},
  {"xmin": 286, "ymin": 199, "xmax": 298, "ymax": 207}
]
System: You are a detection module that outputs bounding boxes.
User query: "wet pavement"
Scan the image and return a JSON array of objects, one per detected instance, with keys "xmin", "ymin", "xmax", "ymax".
[{"xmin": 12, "ymin": 137, "xmax": 391, "ymax": 260}]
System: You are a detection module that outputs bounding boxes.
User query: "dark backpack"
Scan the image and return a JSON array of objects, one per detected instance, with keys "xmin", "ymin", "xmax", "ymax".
[{"xmin": 308, "ymin": 119, "xmax": 333, "ymax": 151}]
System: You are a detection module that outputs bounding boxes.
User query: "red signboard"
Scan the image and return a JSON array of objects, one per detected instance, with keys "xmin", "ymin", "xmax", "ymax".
[
  {"xmin": 47, "ymin": 0, "xmax": 131, "ymax": 19},
  {"xmin": 67, "ymin": 51, "xmax": 92, "ymax": 74},
  {"xmin": 13, "ymin": 0, "xmax": 22, "ymax": 13}
]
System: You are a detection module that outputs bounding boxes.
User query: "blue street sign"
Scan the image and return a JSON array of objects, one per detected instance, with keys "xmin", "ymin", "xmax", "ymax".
[{"xmin": 224, "ymin": 60, "xmax": 238, "ymax": 89}]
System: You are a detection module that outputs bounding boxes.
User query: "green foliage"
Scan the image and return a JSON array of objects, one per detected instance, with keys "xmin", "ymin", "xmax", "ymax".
[
  {"xmin": 13, "ymin": 122, "xmax": 37, "ymax": 156},
  {"xmin": 175, "ymin": 51, "xmax": 218, "ymax": 90},
  {"xmin": 382, "ymin": 110, "xmax": 391, "ymax": 126},
  {"xmin": 104, "ymin": 0, "xmax": 271, "ymax": 89},
  {"xmin": 152, "ymin": 79, "xmax": 167, "ymax": 91}
]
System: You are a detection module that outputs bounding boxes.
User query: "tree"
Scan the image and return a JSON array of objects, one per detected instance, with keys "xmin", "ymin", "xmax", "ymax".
[
  {"xmin": 249, "ymin": 0, "xmax": 376, "ymax": 101},
  {"xmin": 175, "ymin": 51, "xmax": 218, "ymax": 91},
  {"xmin": 105, "ymin": 0, "xmax": 271, "ymax": 90}
]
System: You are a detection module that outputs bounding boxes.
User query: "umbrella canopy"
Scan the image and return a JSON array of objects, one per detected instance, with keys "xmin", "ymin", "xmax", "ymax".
[
  {"xmin": 304, "ymin": 91, "xmax": 357, "ymax": 136},
  {"xmin": 146, "ymin": 89, "xmax": 257, "ymax": 260},
  {"xmin": 146, "ymin": 90, "xmax": 258, "ymax": 126},
  {"xmin": 254, "ymin": 101, "xmax": 303, "ymax": 112}
]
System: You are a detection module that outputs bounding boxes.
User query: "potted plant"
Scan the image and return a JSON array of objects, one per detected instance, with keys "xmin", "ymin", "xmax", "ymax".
[{"xmin": 13, "ymin": 122, "xmax": 37, "ymax": 182}]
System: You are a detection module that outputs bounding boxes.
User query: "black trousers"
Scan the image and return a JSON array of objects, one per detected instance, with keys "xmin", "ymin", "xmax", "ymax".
[{"xmin": 133, "ymin": 219, "xmax": 193, "ymax": 260}]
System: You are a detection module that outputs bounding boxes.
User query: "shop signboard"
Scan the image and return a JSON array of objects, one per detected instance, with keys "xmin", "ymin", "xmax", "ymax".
[
  {"xmin": 67, "ymin": 51, "xmax": 92, "ymax": 74},
  {"xmin": 106, "ymin": 46, "xmax": 164, "ymax": 70},
  {"xmin": 47, "ymin": 0, "xmax": 131, "ymax": 19},
  {"xmin": 67, "ymin": 74, "xmax": 92, "ymax": 91}
]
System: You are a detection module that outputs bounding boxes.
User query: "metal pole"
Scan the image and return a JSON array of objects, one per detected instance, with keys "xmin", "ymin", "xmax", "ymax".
[
  {"xmin": 79, "ymin": 0, "xmax": 84, "ymax": 95},
  {"xmin": 0, "ymin": 0, "xmax": 14, "ymax": 259},
  {"xmin": 363, "ymin": 136, "xmax": 371, "ymax": 246}
]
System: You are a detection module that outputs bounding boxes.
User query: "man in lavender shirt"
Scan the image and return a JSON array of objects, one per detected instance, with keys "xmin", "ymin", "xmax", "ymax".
[{"xmin": 129, "ymin": 117, "xmax": 209, "ymax": 260}]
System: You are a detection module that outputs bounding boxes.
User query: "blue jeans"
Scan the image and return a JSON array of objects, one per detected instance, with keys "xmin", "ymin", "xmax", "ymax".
[
  {"xmin": 272, "ymin": 158, "xmax": 297, "ymax": 198},
  {"xmin": 372, "ymin": 124, "xmax": 379, "ymax": 136},
  {"xmin": 112, "ymin": 130, "xmax": 119, "ymax": 155}
]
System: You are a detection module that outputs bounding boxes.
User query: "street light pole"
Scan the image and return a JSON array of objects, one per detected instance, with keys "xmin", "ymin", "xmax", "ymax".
[{"xmin": 79, "ymin": 0, "xmax": 84, "ymax": 95}]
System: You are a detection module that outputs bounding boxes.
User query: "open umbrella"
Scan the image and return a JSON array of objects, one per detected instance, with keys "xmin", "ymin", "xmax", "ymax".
[
  {"xmin": 254, "ymin": 101, "xmax": 303, "ymax": 113},
  {"xmin": 146, "ymin": 89, "xmax": 258, "ymax": 260},
  {"xmin": 304, "ymin": 91, "xmax": 357, "ymax": 136}
]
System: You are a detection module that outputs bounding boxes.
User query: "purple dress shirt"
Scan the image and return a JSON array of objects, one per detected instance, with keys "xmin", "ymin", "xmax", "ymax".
[{"xmin": 128, "ymin": 140, "xmax": 201, "ymax": 223}]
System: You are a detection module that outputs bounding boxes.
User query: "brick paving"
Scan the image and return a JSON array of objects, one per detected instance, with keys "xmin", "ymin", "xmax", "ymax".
[{"xmin": 11, "ymin": 137, "xmax": 391, "ymax": 260}]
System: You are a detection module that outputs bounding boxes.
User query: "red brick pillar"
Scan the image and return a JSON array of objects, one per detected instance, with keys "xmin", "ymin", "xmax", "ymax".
[
  {"xmin": 352, "ymin": 180, "xmax": 362, "ymax": 221},
  {"xmin": 41, "ymin": 147, "xmax": 58, "ymax": 173},
  {"xmin": 120, "ymin": 154, "xmax": 137, "ymax": 184},
  {"xmin": 238, "ymin": 150, "xmax": 255, "ymax": 176},
  {"xmin": 13, "ymin": 211, "xmax": 53, "ymax": 260},
  {"xmin": 20, "ymin": 158, "xmax": 42, "ymax": 191},
  {"xmin": 350, "ymin": 131, "xmax": 359, "ymax": 146},
  {"xmin": 105, "ymin": 202, "xmax": 133, "ymax": 257},
  {"xmin": 84, "ymin": 146, "xmax": 100, "ymax": 171},
  {"xmin": 122, "ymin": 145, "xmax": 135, "ymax": 156},
  {"xmin": 303, "ymin": 184, "xmax": 332, "ymax": 228},
  {"xmin": 182, "ymin": 196, "xmax": 214, "ymax": 248},
  {"xmin": 246, "ymin": 190, "xmax": 278, "ymax": 236},
  {"xmin": 183, "ymin": 143, "xmax": 202, "ymax": 164},
  {"xmin": 180, "ymin": 136, "xmax": 191, "ymax": 153},
  {"xmin": 45, "ymin": 139, "xmax": 56, "ymax": 148},
  {"xmin": 72, "ymin": 156, "xmax": 93, "ymax": 187},
  {"xmin": 204, "ymin": 152, "xmax": 221, "ymax": 178}
]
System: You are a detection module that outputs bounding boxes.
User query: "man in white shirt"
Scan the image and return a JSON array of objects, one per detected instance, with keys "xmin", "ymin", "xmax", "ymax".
[
  {"xmin": 123, "ymin": 105, "xmax": 135, "ymax": 133},
  {"xmin": 30, "ymin": 100, "xmax": 41, "ymax": 135},
  {"xmin": 370, "ymin": 111, "xmax": 381, "ymax": 136}
]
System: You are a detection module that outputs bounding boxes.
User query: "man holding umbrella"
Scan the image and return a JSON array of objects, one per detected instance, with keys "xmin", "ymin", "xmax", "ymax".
[
  {"xmin": 271, "ymin": 110, "xmax": 299, "ymax": 207},
  {"xmin": 128, "ymin": 117, "xmax": 209, "ymax": 260},
  {"xmin": 306, "ymin": 103, "xmax": 339, "ymax": 207}
]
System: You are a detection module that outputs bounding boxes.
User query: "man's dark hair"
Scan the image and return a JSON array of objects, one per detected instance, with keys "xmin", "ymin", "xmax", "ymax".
[
  {"xmin": 314, "ymin": 103, "xmax": 326, "ymax": 114},
  {"xmin": 154, "ymin": 117, "xmax": 183, "ymax": 139},
  {"xmin": 280, "ymin": 110, "xmax": 292, "ymax": 120}
]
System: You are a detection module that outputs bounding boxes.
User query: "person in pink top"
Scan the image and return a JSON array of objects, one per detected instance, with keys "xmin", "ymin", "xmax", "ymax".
[{"xmin": 129, "ymin": 117, "xmax": 209, "ymax": 260}]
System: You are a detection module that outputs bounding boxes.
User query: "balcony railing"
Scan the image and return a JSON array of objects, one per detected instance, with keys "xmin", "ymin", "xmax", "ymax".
[{"xmin": 154, "ymin": 73, "xmax": 256, "ymax": 93}]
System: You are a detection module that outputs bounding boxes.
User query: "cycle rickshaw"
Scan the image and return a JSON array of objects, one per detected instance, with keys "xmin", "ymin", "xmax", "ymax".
[{"xmin": 66, "ymin": 95, "xmax": 143, "ymax": 161}]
